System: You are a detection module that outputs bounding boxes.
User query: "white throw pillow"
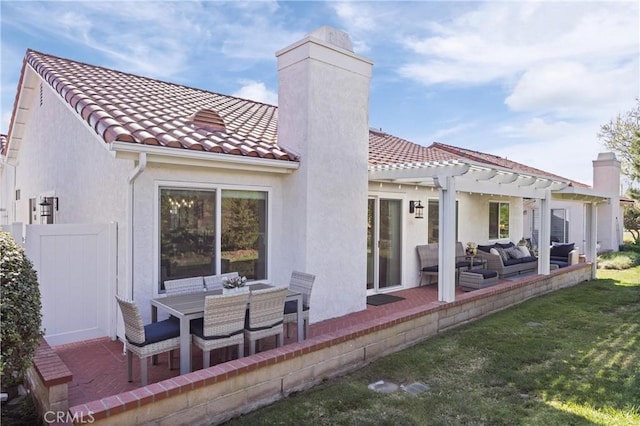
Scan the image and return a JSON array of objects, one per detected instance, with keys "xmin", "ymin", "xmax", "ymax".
[
  {"xmin": 490, "ymin": 248, "xmax": 500, "ymax": 256},
  {"xmin": 518, "ymin": 245, "xmax": 530, "ymax": 257}
]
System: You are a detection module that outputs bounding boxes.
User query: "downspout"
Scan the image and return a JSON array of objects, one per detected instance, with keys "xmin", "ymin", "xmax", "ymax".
[{"xmin": 127, "ymin": 152, "xmax": 147, "ymax": 300}]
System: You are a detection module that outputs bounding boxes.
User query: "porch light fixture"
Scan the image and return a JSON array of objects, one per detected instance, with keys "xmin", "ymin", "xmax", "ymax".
[
  {"xmin": 409, "ymin": 200, "xmax": 424, "ymax": 219},
  {"xmin": 39, "ymin": 196, "xmax": 58, "ymax": 218}
]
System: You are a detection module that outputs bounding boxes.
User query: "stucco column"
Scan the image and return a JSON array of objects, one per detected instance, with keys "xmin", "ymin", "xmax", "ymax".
[
  {"xmin": 585, "ymin": 202, "xmax": 598, "ymax": 278},
  {"xmin": 593, "ymin": 152, "xmax": 621, "ymax": 251},
  {"xmin": 276, "ymin": 27, "xmax": 373, "ymax": 322},
  {"xmin": 437, "ymin": 176, "xmax": 456, "ymax": 302},
  {"xmin": 538, "ymin": 190, "xmax": 551, "ymax": 275}
]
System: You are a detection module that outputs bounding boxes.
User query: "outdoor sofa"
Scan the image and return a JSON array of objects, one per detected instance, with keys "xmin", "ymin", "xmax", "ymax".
[
  {"xmin": 475, "ymin": 242, "xmax": 538, "ymax": 278},
  {"xmin": 550, "ymin": 242, "xmax": 579, "ymax": 268}
]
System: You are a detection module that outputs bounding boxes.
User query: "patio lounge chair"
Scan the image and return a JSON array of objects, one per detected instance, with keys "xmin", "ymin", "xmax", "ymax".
[
  {"xmin": 283, "ymin": 271, "xmax": 316, "ymax": 340},
  {"xmin": 416, "ymin": 244, "xmax": 439, "ymax": 285},
  {"xmin": 190, "ymin": 292, "xmax": 250, "ymax": 368},
  {"xmin": 244, "ymin": 287, "xmax": 288, "ymax": 355},
  {"xmin": 416, "ymin": 242, "xmax": 473, "ymax": 285},
  {"xmin": 203, "ymin": 272, "xmax": 239, "ymax": 291},
  {"xmin": 164, "ymin": 276, "xmax": 204, "ymax": 295},
  {"xmin": 115, "ymin": 295, "xmax": 181, "ymax": 385}
]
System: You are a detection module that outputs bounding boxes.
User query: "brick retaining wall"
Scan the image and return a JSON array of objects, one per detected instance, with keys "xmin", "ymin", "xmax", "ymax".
[
  {"xmin": 61, "ymin": 264, "xmax": 591, "ymax": 425},
  {"xmin": 26, "ymin": 338, "xmax": 73, "ymax": 422}
]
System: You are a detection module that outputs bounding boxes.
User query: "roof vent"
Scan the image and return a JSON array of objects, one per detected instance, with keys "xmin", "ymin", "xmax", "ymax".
[{"xmin": 190, "ymin": 109, "xmax": 226, "ymax": 132}]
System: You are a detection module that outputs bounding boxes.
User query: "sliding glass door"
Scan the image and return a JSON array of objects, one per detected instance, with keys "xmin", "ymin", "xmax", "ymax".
[{"xmin": 367, "ymin": 197, "xmax": 402, "ymax": 292}]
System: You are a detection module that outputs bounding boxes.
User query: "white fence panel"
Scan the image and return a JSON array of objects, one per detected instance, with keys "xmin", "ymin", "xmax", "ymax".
[{"xmin": 25, "ymin": 223, "xmax": 117, "ymax": 346}]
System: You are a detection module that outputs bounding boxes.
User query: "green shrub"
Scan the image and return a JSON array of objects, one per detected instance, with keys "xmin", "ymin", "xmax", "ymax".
[
  {"xmin": 597, "ymin": 250, "xmax": 640, "ymax": 270},
  {"xmin": 0, "ymin": 231, "xmax": 43, "ymax": 388},
  {"xmin": 619, "ymin": 243, "xmax": 640, "ymax": 253}
]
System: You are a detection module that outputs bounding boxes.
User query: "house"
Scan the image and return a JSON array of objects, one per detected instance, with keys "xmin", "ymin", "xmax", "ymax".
[{"xmin": 0, "ymin": 26, "xmax": 620, "ymax": 346}]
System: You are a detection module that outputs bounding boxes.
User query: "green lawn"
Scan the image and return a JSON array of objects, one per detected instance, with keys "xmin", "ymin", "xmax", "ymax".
[{"xmin": 228, "ymin": 267, "xmax": 640, "ymax": 425}]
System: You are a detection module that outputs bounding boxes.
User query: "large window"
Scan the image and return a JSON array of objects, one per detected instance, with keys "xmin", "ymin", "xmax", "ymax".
[
  {"xmin": 550, "ymin": 208, "xmax": 569, "ymax": 243},
  {"xmin": 221, "ymin": 190, "xmax": 267, "ymax": 280},
  {"xmin": 159, "ymin": 187, "xmax": 267, "ymax": 291},
  {"xmin": 160, "ymin": 189, "xmax": 216, "ymax": 287},
  {"xmin": 489, "ymin": 202, "xmax": 510, "ymax": 239},
  {"xmin": 427, "ymin": 199, "xmax": 458, "ymax": 243}
]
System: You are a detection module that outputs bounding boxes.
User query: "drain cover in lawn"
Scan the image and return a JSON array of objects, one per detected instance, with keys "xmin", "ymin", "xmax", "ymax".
[
  {"xmin": 401, "ymin": 382, "xmax": 431, "ymax": 396},
  {"xmin": 368, "ymin": 380, "xmax": 399, "ymax": 393}
]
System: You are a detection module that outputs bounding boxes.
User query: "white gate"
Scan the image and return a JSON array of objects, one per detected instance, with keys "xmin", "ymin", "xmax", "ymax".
[{"xmin": 25, "ymin": 223, "xmax": 117, "ymax": 346}]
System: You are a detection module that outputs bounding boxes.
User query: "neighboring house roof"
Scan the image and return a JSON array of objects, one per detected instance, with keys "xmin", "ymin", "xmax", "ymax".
[
  {"xmin": 2, "ymin": 50, "xmax": 588, "ymax": 188},
  {"xmin": 369, "ymin": 129, "xmax": 589, "ymax": 188}
]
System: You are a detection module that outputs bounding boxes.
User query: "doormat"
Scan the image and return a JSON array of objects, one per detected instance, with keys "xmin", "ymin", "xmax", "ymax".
[{"xmin": 367, "ymin": 294, "xmax": 405, "ymax": 306}]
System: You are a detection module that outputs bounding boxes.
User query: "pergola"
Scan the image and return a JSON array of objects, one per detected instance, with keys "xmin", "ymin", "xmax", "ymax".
[{"xmin": 369, "ymin": 159, "xmax": 610, "ymax": 302}]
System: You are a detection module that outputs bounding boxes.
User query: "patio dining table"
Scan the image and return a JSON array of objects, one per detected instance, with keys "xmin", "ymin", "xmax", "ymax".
[{"xmin": 151, "ymin": 283, "xmax": 303, "ymax": 375}]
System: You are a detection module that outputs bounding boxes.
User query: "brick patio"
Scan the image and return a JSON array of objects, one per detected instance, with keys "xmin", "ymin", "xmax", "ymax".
[{"xmin": 52, "ymin": 283, "xmax": 450, "ymax": 407}]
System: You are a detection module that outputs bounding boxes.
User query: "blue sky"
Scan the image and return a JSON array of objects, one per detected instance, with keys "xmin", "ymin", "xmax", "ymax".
[{"xmin": 1, "ymin": 1, "xmax": 638, "ymax": 185}]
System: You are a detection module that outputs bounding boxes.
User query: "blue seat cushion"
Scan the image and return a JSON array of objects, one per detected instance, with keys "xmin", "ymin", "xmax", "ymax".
[
  {"xmin": 550, "ymin": 243, "xmax": 574, "ymax": 258},
  {"xmin": 519, "ymin": 256, "xmax": 537, "ymax": 263},
  {"xmin": 465, "ymin": 269, "xmax": 498, "ymax": 279},
  {"xmin": 128, "ymin": 319, "xmax": 180, "ymax": 347},
  {"xmin": 550, "ymin": 260, "xmax": 569, "ymax": 268},
  {"xmin": 189, "ymin": 318, "xmax": 243, "ymax": 340},
  {"xmin": 455, "ymin": 261, "xmax": 471, "ymax": 268},
  {"xmin": 284, "ymin": 300, "xmax": 310, "ymax": 315},
  {"xmin": 477, "ymin": 244, "xmax": 496, "ymax": 253},
  {"xmin": 503, "ymin": 258, "xmax": 521, "ymax": 266},
  {"xmin": 422, "ymin": 265, "xmax": 438, "ymax": 272}
]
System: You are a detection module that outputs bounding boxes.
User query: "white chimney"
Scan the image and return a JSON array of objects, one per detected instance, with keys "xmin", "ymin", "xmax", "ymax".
[
  {"xmin": 276, "ymin": 27, "xmax": 373, "ymax": 322},
  {"xmin": 593, "ymin": 152, "xmax": 622, "ymax": 251}
]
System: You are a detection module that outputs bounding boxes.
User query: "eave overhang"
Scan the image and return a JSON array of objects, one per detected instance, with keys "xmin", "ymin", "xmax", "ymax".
[
  {"xmin": 5, "ymin": 66, "xmax": 39, "ymax": 164},
  {"xmin": 551, "ymin": 186, "xmax": 610, "ymax": 203},
  {"xmin": 110, "ymin": 141, "xmax": 299, "ymax": 175}
]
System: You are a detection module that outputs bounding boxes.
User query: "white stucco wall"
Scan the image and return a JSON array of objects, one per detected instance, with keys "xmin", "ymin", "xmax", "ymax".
[
  {"xmin": 277, "ymin": 29, "xmax": 372, "ymax": 323},
  {"xmin": 0, "ymin": 162, "xmax": 16, "ymax": 225},
  {"xmin": 593, "ymin": 153, "xmax": 622, "ymax": 251},
  {"xmin": 8, "ymin": 79, "xmax": 131, "ymax": 296},
  {"xmin": 370, "ymin": 182, "xmax": 527, "ymax": 289},
  {"xmin": 524, "ymin": 198, "xmax": 593, "ymax": 254},
  {"xmin": 129, "ymin": 164, "xmax": 289, "ymax": 323}
]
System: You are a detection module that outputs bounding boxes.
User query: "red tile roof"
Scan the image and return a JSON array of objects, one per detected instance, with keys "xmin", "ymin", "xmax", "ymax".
[
  {"xmin": 21, "ymin": 50, "xmax": 292, "ymax": 161},
  {"xmin": 3, "ymin": 50, "xmax": 588, "ymax": 187},
  {"xmin": 369, "ymin": 130, "xmax": 589, "ymax": 187}
]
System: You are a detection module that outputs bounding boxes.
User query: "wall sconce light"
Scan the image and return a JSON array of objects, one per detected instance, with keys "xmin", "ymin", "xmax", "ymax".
[
  {"xmin": 39, "ymin": 196, "xmax": 59, "ymax": 218},
  {"xmin": 409, "ymin": 200, "xmax": 424, "ymax": 219}
]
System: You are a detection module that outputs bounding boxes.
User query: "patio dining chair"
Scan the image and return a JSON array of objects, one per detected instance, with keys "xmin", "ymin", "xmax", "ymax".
[
  {"xmin": 190, "ymin": 292, "xmax": 250, "ymax": 368},
  {"xmin": 203, "ymin": 272, "xmax": 239, "ymax": 291},
  {"xmin": 244, "ymin": 287, "xmax": 288, "ymax": 355},
  {"xmin": 115, "ymin": 295, "xmax": 181, "ymax": 386},
  {"xmin": 416, "ymin": 244, "xmax": 439, "ymax": 285},
  {"xmin": 283, "ymin": 271, "xmax": 316, "ymax": 340},
  {"xmin": 164, "ymin": 276, "xmax": 204, "ymax": 295}
]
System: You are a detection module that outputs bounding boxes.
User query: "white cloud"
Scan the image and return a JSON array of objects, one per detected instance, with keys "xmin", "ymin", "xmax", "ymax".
[
  {"xmin": 397, "ymin": 2, "xmax": 638, "ymax": 119},
  {"xmin": 232, "ymin": 80, "xmax": 277, "ymax": 105},
  {"xmin": 426, "ymin": 121, "xmax": 477, "ymax": 143},
  {"xmin": 495, "ymin": 117, "xmax": 604, "ymax": 185},
  {"xmin": 505, "ymin": 59, "xmax": 638, "ymax": 119},
  {"xmin": 399, "ymin": 2, "xmax": 638, "ymax": 86}
]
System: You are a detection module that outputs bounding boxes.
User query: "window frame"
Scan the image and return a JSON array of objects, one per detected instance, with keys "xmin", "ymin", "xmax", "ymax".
[
  {"xmin": 153, "ymin": 181, "xmax": 272, "ymax": 295},
  {"xmin": 488, "ymin": 201, "xmax": 510, "ymax": 240},
  {"xmin": 426, "ymin": 198, "xmax": 459, "ymax": 244}
]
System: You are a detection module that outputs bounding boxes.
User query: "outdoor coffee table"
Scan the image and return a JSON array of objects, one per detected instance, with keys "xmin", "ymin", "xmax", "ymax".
[{"xmin": 151, "ymin": 283, "xmax": 303, "ymax": 375}]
